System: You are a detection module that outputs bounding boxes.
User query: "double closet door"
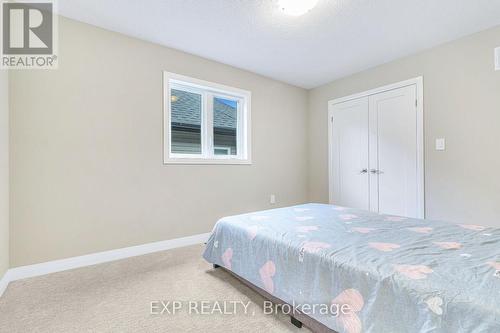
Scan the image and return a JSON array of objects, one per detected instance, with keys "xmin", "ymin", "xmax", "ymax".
[{"xmin": 328, "ymin": 82, "xmax": 424, "ymax": 218}]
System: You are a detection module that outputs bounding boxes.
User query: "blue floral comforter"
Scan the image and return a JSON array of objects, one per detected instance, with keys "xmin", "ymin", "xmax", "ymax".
[{"xmin": 203, "ymin": 203, "xmax": 500, "ymax": 333}]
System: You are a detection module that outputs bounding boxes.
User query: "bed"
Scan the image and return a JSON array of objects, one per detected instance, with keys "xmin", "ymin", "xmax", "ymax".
[{"xmin": 203, "ymin": 203, "xmax": 500, "ymax": 333}]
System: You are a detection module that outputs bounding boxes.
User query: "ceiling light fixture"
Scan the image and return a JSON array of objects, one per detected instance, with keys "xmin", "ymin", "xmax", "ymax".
[{"xmin": 279, "ymin": 0, "xmax": 319, "ymax": 16}]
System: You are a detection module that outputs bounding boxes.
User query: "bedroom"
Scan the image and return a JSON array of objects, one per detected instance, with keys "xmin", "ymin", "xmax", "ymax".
[{"xmin": 0, "ymin": 0, "xmax": 499, "ymax": 332}]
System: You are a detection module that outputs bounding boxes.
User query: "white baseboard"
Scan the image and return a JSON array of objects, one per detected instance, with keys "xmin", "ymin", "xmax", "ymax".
[
  {"xmin": 0, "ymin": 271, "xmax": 9, "ymax": 298},
  {"xmin": 0, "ymin": 232, "xmax": 211, "ymax": 298}
]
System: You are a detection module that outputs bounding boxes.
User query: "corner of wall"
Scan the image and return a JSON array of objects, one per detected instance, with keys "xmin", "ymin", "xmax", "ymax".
[
  {"xmin": 305, "ymin": 88, "xmax": 313, "ymax": 203},
  {"xmin": 1, "ymin": 68, "xmax": 10, "ymax": 281}
]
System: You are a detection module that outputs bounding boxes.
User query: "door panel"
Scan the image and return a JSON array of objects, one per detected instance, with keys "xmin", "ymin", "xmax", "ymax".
[
  {"xmin": 331, "ymin": 98, "xmax": 369, "ymax": 210},
  {"xmin": 369, "ymin": 85, "xmax": 418, "ymax": 217}
]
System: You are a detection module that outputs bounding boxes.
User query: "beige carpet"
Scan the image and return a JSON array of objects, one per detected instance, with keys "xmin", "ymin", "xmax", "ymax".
[{"xmin": 0, "ymin": 244, "xmax": 310, "ymax": 333}]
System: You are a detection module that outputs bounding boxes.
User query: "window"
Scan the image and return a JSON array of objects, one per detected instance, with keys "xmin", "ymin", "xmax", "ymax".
[{"xmin": 164, "ymin": 72, "xmax": 251, "ymax": 164}]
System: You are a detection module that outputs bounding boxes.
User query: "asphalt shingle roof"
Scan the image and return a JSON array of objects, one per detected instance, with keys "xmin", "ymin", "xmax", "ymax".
[{"xmin": 171, "ymin": 89, "xmax": 237, "ymax": 129}]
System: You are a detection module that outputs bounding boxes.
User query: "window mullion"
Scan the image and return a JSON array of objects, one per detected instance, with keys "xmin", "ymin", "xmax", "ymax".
[
  {"xmin": 237, "ymin": 99, "xmax": 244, "ymax": 159},
  {"xmin": 206, "ymin": 93, "xmax": 214, "ymax": 159},
  {"xmin": 200, "ymin": 91, "xmax": 205, "ymax": 158}
]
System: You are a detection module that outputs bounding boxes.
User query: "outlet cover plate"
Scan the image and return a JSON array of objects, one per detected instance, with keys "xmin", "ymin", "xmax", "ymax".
[{"xmin": 435, "ymin": 138, "xmax": 446, "ymax": 151}]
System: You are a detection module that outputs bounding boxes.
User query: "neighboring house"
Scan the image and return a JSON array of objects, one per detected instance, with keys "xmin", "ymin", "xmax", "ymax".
[{"xmin": 171, "ymin": 89, "xmax": 237, "ymax": 155}]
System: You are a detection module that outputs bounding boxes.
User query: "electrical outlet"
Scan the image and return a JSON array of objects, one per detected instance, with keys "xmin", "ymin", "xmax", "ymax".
[{"xmin": 270, "ymin": 194, "xmax": 276, "ymax": 205}]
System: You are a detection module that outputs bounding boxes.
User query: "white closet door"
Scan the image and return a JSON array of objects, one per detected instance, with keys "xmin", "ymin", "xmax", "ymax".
[
  {"xmin": 330, "ymin": 97, "xmax": 369, "ymax": 210},
  {"xmin": 369, "ymin": 85, "xmax": 418, "ymax": 217}
]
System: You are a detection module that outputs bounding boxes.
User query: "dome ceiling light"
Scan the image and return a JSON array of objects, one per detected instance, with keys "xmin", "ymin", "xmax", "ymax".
[{"xmin": 278, "ymin": 0, "xmax": 319, "ymax": 16}]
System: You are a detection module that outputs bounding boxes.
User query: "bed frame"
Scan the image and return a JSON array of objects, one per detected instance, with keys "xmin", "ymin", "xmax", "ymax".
[{"xmin": 213, "ymin": 264, "xmax": 336, "ymax": 333}]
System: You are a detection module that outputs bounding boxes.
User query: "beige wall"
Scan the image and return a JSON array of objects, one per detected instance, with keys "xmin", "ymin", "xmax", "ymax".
[
  {"xmin": 10, "ymin": 17, "xmax": 309, "ymax": 267},
  {"xmin": 0, "ymin": 70, "xmax": 8, "ymax": 277},
  {"xmin": 309, "ymin": 25, "xmax": 500, "ymax": 226},
  {"xmin": 10, "ymin": 17, "xmax": 500, "ymax": 267}
]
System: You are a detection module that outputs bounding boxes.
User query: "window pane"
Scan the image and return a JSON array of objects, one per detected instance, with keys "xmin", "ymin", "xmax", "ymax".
[
  {"xmin": 213, "ymin": 97, "xmax": 237, "ymax": 156},
  {"xmin": 171, "ymin": 88, "xmax": 202, "ymax": 154}
]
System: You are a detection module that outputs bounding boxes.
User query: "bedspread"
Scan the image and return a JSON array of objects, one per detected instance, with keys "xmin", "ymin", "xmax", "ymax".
[{"xmin": 203, "ymin": 203, "xmax": 500, "ymax": 333}]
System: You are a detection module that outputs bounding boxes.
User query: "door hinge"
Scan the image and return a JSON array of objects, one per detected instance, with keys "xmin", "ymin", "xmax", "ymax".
[{"xmin": 415, "ymin": 100, "xmax": 418, "ymax": 107}]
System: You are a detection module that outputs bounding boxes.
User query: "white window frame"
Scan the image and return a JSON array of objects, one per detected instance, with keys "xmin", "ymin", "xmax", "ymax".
[{"xmin": 163, "ymin": 72, "xmax": 251, "ymax": 165}]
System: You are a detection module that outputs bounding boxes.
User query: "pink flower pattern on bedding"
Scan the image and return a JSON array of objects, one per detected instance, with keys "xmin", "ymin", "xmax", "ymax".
[
  {"xmin": 339, "ymin": 214, "xmax": 358, "ymax": 221},
  {"xmin": 369, "ymin": 242, "xmax": 401, "ymax": 252},
  {"xmin": 407, "ymin": 227, "xmax": 433, "ymax": 234},
  {"xmin": 221, "ymin": 248, "xmax": 233, "ymax": 270},
  {"xmin": 259, "ymin": 261, "xmax": 276, "ymax": 294},
  {"xmin": 434, "ymin": 242, "xmax": 462, "ymax": 250},
  {"xmin": 332, "ymin": 289, "xmax": 364, "ymax": 333},
  {"xmin": 352, "ymin": 227, "xmax": 375, "ymax": 234},
  {"xmin": 459, "ymin": 224, "xmax": 486, "ymax": 231},
  {"xmin": 488, "ymin": 261, "xmax": 500, "ymax": 270},
  {"xmin": 302, "ymin": 241, "xmax": 331, "ymax": 254},
  {"xmin": 246, "ymin": 226, "xmax": 262, "ymax": 240},
  {"xmin": 394, "ymin": 264, "xmax": 434, "ymax": 280}
]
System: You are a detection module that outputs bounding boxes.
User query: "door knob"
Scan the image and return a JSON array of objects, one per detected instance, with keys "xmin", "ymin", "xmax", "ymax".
[
  {"xmin": 370, "ymin": 169, "xmax": 384, "ymax": 174},
  {"xmin": 360, "ymin": 169, "xmax": 368, "ymax": 174}
]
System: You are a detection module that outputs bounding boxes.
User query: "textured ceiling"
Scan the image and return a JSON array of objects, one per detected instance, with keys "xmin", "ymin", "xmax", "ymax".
[{"xmin": 58, "ymin": 0, "xmax": 500, "ymax": 89}]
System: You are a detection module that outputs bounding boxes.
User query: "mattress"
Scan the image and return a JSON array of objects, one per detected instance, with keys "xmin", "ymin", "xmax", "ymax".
[{"xmin": 202, "ymin": 203, "xmax": 500, "ymax": 333}]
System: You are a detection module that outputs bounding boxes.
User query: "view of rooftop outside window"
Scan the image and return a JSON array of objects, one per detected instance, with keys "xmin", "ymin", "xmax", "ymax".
[
  {"xmin": 170, "ymin": 89, "xmax": 202, "ymax": 154},
  {"xmin": 213, "ymin": 97, "xmax": 238, "ymax": 156}
]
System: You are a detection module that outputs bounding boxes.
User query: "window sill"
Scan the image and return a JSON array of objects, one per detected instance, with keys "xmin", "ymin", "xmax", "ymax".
[{"xmin": 163, "ymin": 157, "xmax": 252, "ymax": 165}]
